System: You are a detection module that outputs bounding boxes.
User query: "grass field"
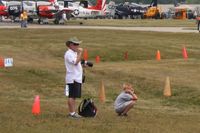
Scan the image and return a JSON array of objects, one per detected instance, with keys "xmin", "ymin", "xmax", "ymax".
[
  {"xmin": 64, "ymin": 19, "xmax": 197, "ymax": 27},
  {"xmin": 0, "ymin": 28, "xmax": 200, "ymax": 133},
  {"xmin": 32, "ymin": 19, "xmax": 198, "ymax": 27}
]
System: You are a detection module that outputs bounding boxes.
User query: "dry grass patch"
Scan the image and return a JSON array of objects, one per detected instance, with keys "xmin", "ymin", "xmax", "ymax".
[{"xmin": 0, "ymin": 29, "xmax": 200, "ymax": 133}]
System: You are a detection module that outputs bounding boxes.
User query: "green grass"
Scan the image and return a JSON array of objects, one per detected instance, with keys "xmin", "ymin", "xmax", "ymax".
[
  {"xmin": 64, "ymin": 19, "xmax": 197, "ymax": 27},
  {"xmin": 0, "ymin": 29, "xmax": 200, "ymax": 133}
]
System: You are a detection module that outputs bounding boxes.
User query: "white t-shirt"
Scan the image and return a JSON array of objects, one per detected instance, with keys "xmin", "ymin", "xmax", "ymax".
[{"xmin": 64, "ymin": 49, "xmax": 83, "ymax": 84}]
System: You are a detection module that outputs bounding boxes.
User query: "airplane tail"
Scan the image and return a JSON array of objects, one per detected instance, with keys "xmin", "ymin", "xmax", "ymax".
[
  {"xmin": 101, "ymin": 0, "xmax": 107, "ymax": 14},
  {"xmin": 174, "ymin": 0, "xmax": 178, "ymax": 7},
  {"xmin": 48, "ymin": 0, "xmax": 56, "ymax": 3},
  {"xmin": 0, "ymin": 0, "xmax": 7, "ymax": 6},
  {"xmin": 174, "ymin": 0, "xmax": 186, "ymax": 7},
  {"xmin": 48, "ymin": 0, "xmax": 58, "ymax": 6},
  {"xmin": 88, "ymin": 0, "xmax": 106, "ymax": 11},
  {"xmin": 149, "ymin": 0, "xmax": 157, "ymax": 7}
]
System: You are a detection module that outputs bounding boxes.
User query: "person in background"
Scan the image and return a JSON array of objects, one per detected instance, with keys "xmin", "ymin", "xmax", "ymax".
[
  {"xmin": 64, "ymin": 37, "xmax": 83, "ymax": 118},
  {"xmin": 20, "ymin": 10, "xmax": 28, "ymax": 28},
  {"xmin": 114, "ymin": 83, "xmax": 138, "ymax": 116}
]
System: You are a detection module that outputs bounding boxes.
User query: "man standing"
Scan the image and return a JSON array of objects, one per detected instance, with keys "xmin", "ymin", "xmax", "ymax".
[
  {"xmin": 64, "ymin": 37, "xmax": 83, "ymax": 118},
  {"xmin": 20, "ymin": 10, "xmax": 28, "ymax": 28}
]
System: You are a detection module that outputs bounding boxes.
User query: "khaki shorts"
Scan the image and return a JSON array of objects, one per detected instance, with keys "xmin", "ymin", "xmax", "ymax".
[{"xmin": 115, "ymin": 101, "xmax": 133, "ymax": 114}]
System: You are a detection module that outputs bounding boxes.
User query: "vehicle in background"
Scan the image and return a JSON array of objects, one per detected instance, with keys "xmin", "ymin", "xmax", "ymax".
[
  {"xmin": 170, "ymin": 0, "xmax": 195, "ymax": 19},
  {"xmin": 114, "ymin": 2, "xmax": 146, "ymax": 19},
  {"xmin": 143, "ymin": 0, "xmax": 166, "ymax": 19}
]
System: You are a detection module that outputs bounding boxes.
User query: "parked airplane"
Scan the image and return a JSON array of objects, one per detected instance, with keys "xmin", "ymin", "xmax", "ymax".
[
  {"xmin": 22, "ymin": 1, "xmax": 38, "ymax": 22},
  {"xmin": 33, "ymin": 0, "xmax": 76, "ymax": 24},
  {"xmin": 1, "ymin": 1, "xmax": 22, "ymax": 22},
  {"xmin": 1, "ymin": 0, "xmax": 108, "ymax": 23},
  {"xmin": 69, "ymin": 0, "xmax": 107, "ymax": 19},
  {"xmin": 0, "ymin": 0, "xmax": 8, "ymax": 20},
  {"xmin": 143, "ymin": 0, "xmax": 162, "ymax": 19},
  {"xmin": 114, "ymin": 2, "xmax": 147, "ymax": 19},
  {"xmin": 0, "ymin": 0, "xmax": 36, "ymax": 22},
  {"xmin": 0, "ymin": 0, "xmax": 74, "ymax": 24}
]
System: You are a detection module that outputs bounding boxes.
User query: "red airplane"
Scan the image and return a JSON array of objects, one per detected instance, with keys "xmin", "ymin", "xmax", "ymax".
[
  {"xmin": 0, "ymin": 1, "xmax": 8, "ymax": 18},
  {"xmin": 87, "ymin": 0, "xmax": 103, "ymax": 10},
  {"xmin": 71, "ymin": 0, "xmax": 107, "ymax": 19},
  {"xmin": 37, "ymin": 0, "xmax": 74, "ymax": 24},
  {"xmin": 0, "ymin": 1, "xmax": 24, "ymax": 22}
]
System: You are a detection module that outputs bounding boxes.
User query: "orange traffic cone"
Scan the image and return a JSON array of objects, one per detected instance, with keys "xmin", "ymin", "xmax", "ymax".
[
  {"xmin": 32, "ymin": 95, "xmax": 40, "ymax": 115},
  {"xmin": 83, "ymin": 49, "xmax": 88, "ymax": 61},
  {"xmin": 182, "ymin": 46, "xmax": 188, "ymax": 60},
  {"xmin": 95, "ymin": 56, "xmax": 100, "ymax": 63},
  {"xmin": 156, "ymin": 50, "xmax": 161, "ymax": 61},
  {"xmin": 163, "ymin": 76, "xmax": 171, "ymax": 97},
  {"xmin": 124, "ymin": 51, "xmax": 128, "ymax": 60},
  {"xmin": 0, "ymin": 57, "xmax": 4, "ymax": 68},
  {"xmin": 99, "ymin": 80, "xmax": 106, "ymax": 103}
]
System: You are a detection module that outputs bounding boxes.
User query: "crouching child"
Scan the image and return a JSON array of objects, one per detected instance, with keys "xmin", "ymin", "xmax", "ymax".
[{"xmin": 114, "ymin": 83, "xmax": 138, "ymax": 116}]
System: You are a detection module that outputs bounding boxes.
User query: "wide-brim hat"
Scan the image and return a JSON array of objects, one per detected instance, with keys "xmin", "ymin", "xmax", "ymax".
[{"xmin": 66, "ymin": 37, "xmax": 82, "ymax": 46}]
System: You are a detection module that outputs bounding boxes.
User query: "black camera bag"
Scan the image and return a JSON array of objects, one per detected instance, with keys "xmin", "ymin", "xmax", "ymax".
[{"xmin": 78, "ymin": 98, "xmax": 97, "ymax": 117}]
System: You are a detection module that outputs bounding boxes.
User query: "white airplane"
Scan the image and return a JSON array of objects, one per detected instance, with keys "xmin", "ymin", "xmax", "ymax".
[
  {"xmin": 22, "ymin": 1, "xmax": 38, "ymax": 22},
  {"xmin": 72, "ymin": 0, "xmax": 106, "ymax": 18},
  {"xmin": 65, "ymin": 0, "xmax": 107, "ymax": 19}
]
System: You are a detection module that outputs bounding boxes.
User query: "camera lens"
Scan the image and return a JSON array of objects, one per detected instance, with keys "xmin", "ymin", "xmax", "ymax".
[{"xmin": 86, "ymin": 62, "xmax": 93, "ymax": 67}]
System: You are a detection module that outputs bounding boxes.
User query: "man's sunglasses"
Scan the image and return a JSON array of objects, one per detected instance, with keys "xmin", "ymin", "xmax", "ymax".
[{"xmin": 72, "ymin": 43, "xmax": 79, "ymax": 46}]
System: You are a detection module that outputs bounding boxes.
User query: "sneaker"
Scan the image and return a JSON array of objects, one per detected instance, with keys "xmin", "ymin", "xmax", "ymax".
[
  {"xmin": 121, "ymin": 113, "xmax": 128, "ymax": 117},
  {"xmin": 68, "ymin": 113, "xmax": 82, "ymax": 118},
  {"xmin": 117, "ymin": 113, "xmax": 122, "ymax": 116},
  {"xmin": 118, "ymin": 113, "xmax": 128, "ymax": 117}
]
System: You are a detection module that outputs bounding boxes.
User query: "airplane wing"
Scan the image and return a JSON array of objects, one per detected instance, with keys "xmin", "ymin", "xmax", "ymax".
[
  {"xmin": 62, "ymin": 8, "xmax": 74, "ymax": 14},
  {"xmin": 91, "ymin": 10, "xmax": 101, "ymax": 15},
  {"xmin": 53, "ymin": 7, "xmax": 74, "ymax": 20}
]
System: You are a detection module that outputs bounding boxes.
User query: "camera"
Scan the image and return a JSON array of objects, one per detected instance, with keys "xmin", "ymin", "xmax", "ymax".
[
  {"xmin": 81, "ymin": 59, "xmax": 93, "ymax": 83},
  {"xmin": 81, "ymin": 60, "xmax": 93, "ymax": 67}
]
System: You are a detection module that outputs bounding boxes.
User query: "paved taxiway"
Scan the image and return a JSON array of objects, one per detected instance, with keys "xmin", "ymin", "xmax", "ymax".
[{"xmin": 0, "ymin": 22, "xmax": 198, "ymax": 33}]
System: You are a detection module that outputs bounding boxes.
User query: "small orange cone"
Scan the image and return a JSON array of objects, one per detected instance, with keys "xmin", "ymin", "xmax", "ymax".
[
  {"xmin": 156, "ymin": 50, "xmax": 161, "ymax": 61},
  {"xmin": 182, "ymin": 46, "xmax": 188, "ymax": 60},
  {"xmin": 83, "ymin": 49, "xmax": 88, "ymax": 61},
  {"xmin": 124, "ymin": 51, "xmax": 128, "ymax": 60},
  {"xmin": 163, "ymin": 76, "xmax": 171, "ymax": 97},
  {"xmin": 32, "ymin": 95, "xmax": 41, "ymax": 115},
  {"xmin": 99, "ymin": 80, "xmax": 106, "ymax": 103},
  {"xmin": 0, "ymin": 57, "xmax": 4, "ymax": 68},
  {"xmin": 95, "ymin": 56, "xmax": 100, "ymax": 63}
]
